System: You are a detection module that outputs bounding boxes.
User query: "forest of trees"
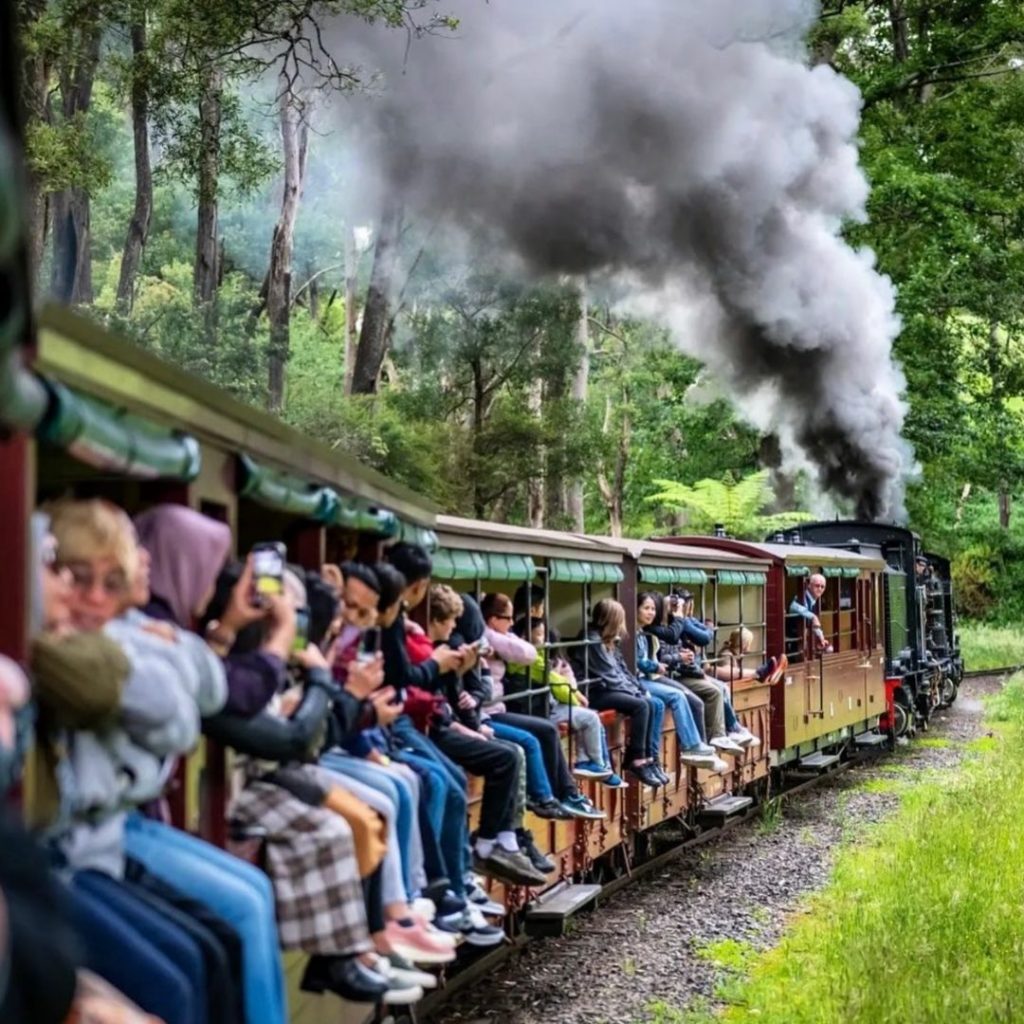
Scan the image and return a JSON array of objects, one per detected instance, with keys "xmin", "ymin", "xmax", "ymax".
[{"xmin": 13, "ymin": 0, "xmax": 1024, "ymax": 619}]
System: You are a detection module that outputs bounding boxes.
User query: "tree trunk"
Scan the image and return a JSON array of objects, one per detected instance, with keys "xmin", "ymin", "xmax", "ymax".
[
  {"xmin": 566, "ymin": 284, "xmax": 590, "ymax": 531},
  {"xmin": 306, "ymin": 260, "xmax": 320, "ymax": 320},
  {"xmin": 116, "ymin": 14, "xmax": 153, "ymax": 313},
  {"xmin": 888, "ymin": 1, "xmax": 910, "ymax": 63},
  {"xmin": 266, "ymin": 79, "xmax": 308, "ymax": 414},
  {"xmin": 16, "ymin": 0, "xmax": 51, "ymax": 279},
  {"xmin": 526, "ymin": 370, "xmax": 544, "ymax": 529},
  {"xmin": 471, "ymin": 355, "xmax": 486, "ymax": 519},
  {"xmin": 343, "ymin": 223, "xmax": 358, "ymax": 394},
  {"xmin": 955, "ymin": 482, "xmax": 972, "ymax": 524},
  {"xmin": 999, "ymin": 487, "xmax": 1011, "ymax": 531},
  {"xmin": 350, "ymin": 197, "xmax": 401, "ymax": 394},
  {"xmin": 266, "ymin": 79, "xmax": 305, "ymax": 413},
  {"xmin": 49, "ymin": 19, "xmax": 101, "ymax": 304},
  {"xmin": 193, "ymin": 66, "xmax": 223, "ymax": 317},
  {"xmin": 595, "ymin": 389, "xmax": 628, "ymax": 539}
]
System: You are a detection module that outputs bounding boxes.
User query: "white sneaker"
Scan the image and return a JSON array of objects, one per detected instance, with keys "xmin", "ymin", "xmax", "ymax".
[
  {"xmin": 410, "ymin": 897, "xmax": 437, "ymax": 921},
  {"xmin": 710, "ymin": 756, "xmax": 730, "ymax": 774},
  {"xmin": 439, "ymin": 906, "xmax": 506, "ymax": 948},
  {"xmin": 680, "ymin": 748, "xmax": 719, "ymax": 768},
  {"xmin": 728, "ymin": 728, "xmax": 757, "ymax": 748},
  {"xmin": 384, "ymin": 954, "xmax": 439, "ymax": 990},
  {"xmin": 466, "ymin": 881, "xmax": 506, "ymax": 917},
  {"xmin": 367, "ymin": 956, "xmax": 427, "ymax": 1004},
  {"xmin": 711, "ymin": 735, "xmax": 745, "ymax": 756}
]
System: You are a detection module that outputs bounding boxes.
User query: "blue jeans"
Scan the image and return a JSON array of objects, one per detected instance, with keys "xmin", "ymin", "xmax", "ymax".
[
  {"xmin": 391, "ymin": 716, "xmax": 471, "ymax": 895},
  {"xmin": 319, "ymin": 751, "xmax": 417, "ymax": 899},
  {"xmin": 395, "ymin": 749, "xmax": 469, "ymax": 897},
  {"xmin": 72, "ymin": 870, "xmax": 204, "ymax": 1024},
  {"xmin": 124, "ymin": 815, "xmax": 287, "ymax": 1024},
  {"xmin": 642, "ymin": 679, "xmax": 703, "ymax": 750},
  {"xmin": 488, "ymin": 720, "xmax": 554, "ymax": 802},
  {"xmin": 718, "ymin": 682, "xmax": 741, "ymax": 732},
  {"xmin": 639, "ymin": 689, "xmax": 666, "ymax": 759}
]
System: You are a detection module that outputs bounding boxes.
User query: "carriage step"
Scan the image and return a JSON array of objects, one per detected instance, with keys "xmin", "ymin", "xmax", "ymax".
[
  {"xmin": 798, "ymin": 751, "xmax": 841, "ymax": 770},
  {"xmin": 700, "ymin": 795, "xmax": 753, "ymax": 821},
  {"xmin": 525, "ymin": 884, "xmax": 602, "ymax": 936},
  {"xmin": 855, "ymin": 731, "xmax": 889, "ymax": 747}
]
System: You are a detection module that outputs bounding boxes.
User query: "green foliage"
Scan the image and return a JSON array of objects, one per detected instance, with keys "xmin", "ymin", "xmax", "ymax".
[
  {"xmin": 647, "ymin": 470, "xmax": 813, "ymax": 539},
  {"xmin": 952, "ymin": 544, "xmax": 999, "ymax": 619}
]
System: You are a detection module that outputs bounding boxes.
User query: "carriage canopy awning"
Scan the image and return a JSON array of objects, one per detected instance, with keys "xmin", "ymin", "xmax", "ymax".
[
  {"xmin": 238, "ymin": 454, "xmax": 397, "ymax": 534},
  {"xmin": 842, "ymin": 567, "xmax": 861, "ymax": 578},
  {"xmin": 822, "ymin": 566, "xmax": 845, "ymax": 578},
  {"xmin": 37, "ymin": 377, "xmax": 201, "ymax": 480},
  {"xmin": 716, "ymin": 570, "xmax": 767, "ymax": 586},
  {"xmin": 549, "ymin": 559, "xmax": 624, "ymax": 584},
  {"xmin": 431, "ymin": 548, "xmax": 536, "ymax": 581},
  {"xmin": 395, "ymin": 520, "xmax": 439, "ymax": 551},
  {"xmin": 638, "ymin": 565, "xmax": 708, "ymax": 585},
  {"xmin": 786, "ymin": 565, "xmax": 811, "ymax": 577},
  {"xmin": 331, "ymin": 500, "xmax": 398, "ymax": 537}
]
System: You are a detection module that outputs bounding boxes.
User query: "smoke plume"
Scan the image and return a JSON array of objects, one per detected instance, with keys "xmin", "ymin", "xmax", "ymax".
[{"xmin": 347, "ymin": 0, "xmax": 911, "ymax": 519}]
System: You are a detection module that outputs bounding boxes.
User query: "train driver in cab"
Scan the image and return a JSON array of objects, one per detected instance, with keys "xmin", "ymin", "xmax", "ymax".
[{"xmin": 789, "ymin": 573, "xmax": 832, "ymax": 654}]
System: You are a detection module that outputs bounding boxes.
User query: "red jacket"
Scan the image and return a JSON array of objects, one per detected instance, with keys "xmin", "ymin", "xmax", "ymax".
[{"xmin": 403, "ymin": 623, "xmax": 446, "ymax": 733}]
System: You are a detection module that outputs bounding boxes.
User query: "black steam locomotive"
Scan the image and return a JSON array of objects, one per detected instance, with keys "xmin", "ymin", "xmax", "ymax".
[{"xmin": 774, "ymin": 521, "xmax": 963, "ymax": 737}]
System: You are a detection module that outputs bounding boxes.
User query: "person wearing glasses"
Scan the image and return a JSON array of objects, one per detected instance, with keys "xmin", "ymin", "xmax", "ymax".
[{"xmin": 479, "ymin": 593, "xmax": 603, "ymax": 821}]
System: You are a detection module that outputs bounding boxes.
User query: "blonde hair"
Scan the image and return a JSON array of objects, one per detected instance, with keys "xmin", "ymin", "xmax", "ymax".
[
  {"xmin": 592, "ymin": 598, "xmax": 627, "ymax": 644},
  {"xmin": 429, "ymin": 583, "xmax": 464, "ymax": 622},
  {"xmin": 48, "ymin": 498, "xmax": 139, "ymax": 581},
  {"xmin": 726, "ymin": 627, "xmax": 753, "ymax": 655}
]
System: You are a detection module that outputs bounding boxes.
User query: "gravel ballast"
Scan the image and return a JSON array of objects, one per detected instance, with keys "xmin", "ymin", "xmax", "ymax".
[{"xmin": 431, "ymin": 677, "xmax": 999, "ymax": 1024}]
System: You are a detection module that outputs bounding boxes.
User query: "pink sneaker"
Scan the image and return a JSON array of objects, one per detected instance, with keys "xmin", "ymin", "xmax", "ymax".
[{"xmin": 384, "ymin": 921, "xmax": 457, "ymax": 965}]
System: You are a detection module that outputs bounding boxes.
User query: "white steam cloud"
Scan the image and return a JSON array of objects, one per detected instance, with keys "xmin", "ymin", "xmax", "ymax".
[{"xmin": 340, "ymin": 0, "xmax": 912, "ymax": 519}]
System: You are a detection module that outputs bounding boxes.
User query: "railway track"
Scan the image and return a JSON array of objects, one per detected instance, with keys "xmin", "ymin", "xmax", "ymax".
[{"xmin": 963, "ymin": 665, "xmax": 1022, "ymax": 680}]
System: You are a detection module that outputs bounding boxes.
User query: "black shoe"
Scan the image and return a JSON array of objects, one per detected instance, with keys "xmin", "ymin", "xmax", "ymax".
[
  {"xmin": 421, "ymin": 877, "xmax": 452, "ymax": 905},
  {"xmin": 301, "ymin": 955, "xmax": 389, "ymax": 1002},
  {"xmin": 517, "ymin": 827, "xmax": 556, "ymax": 874},
  {"xmin": 652, "ymin": 765, "xmax": 670, "ymax": 785},
  {"xmin": 472, "ymin": 848, "xmax": 547, "ymax": 887},
  {"xmin": 627, "ymin": 765, "xmax": 661, "ymax": 789},
  {"xmin": 531, "ymin": 798, "xmax": 573, "ymax": 820}
]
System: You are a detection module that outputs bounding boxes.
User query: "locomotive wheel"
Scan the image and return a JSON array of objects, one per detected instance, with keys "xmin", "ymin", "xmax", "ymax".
[
  {"xmin": 940, "ymin": 676, "xmax": 958, "ymax": 707},
  {"xmin": 892, "ymin": 701, "xmax": 911, "ymax": 738}
]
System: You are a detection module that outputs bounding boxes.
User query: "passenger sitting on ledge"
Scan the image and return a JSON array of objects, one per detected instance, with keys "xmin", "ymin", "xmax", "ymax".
[
  {"xmin": 509, "ymin": 617, "xmax": 622, "ymax": 788},
  {"xmin": 481, "ymin": 593, "xmax": 604, "ymax": 821},
  {"xmin": 789, "ymin": 574, "xmax": 833, "ymax": 653},
  {"xmin": 635, "ymin": 594, "xmax": 726, "ymax": 772},
  {"xmin": 712, "ymin": 628, "xmax": 788, "ymax": 686}
]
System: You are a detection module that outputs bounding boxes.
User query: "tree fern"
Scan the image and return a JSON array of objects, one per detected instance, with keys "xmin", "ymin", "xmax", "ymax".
[{"xmin": 647, "ymin": 470, "xmax": 814, "ymax": 539}]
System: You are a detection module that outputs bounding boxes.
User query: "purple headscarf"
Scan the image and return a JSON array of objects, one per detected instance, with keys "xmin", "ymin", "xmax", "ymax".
[{"xmin": 135, "ymin": 505, "xmax": 232, "ymax": 627}]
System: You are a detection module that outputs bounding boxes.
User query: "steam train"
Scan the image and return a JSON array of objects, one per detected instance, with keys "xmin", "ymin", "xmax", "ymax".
[{"xmin": 0, "ymin": 302, "xmax": 966, "ymax": 1019}]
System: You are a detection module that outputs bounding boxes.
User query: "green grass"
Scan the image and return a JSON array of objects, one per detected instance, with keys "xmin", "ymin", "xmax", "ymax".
[
  {"xmin": 694, "ymin": 938, "xmax": 758, "ymax": 973},
  {"xmin": 755, "ymin": 795, "xmax": 783, "ymax": 836},
  {"xmin": 912, "ymin": 736, "xmax": 954, "ymax": 749},
  {"xmin": 657, "ymin": 674, "xmax": 1024, "ymax": 1024},
  {"xmin": 959, "ymin": 621, "xmax": 1024, "ymax": 671}
]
